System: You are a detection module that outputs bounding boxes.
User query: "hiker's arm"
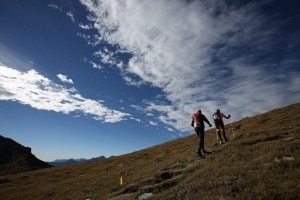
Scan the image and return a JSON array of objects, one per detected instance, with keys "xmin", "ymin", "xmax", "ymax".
[
  {"xmin": 222, "ymin": 113, "xmax": 230, "ymax": 119},
  {"xmin": 224, "ymin": 114, "xmax": 231, "ymax": 119}
]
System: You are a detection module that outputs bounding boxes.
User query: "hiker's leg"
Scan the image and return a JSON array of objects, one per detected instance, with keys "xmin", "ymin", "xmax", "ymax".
[
  {"xmin": 215, "ymin": 122, "xmax": 222, "ymax": 142},
  {"xmin": 196, "ymin": 128, "xmax": 205, "ymax": 157},
  {"xmin": 220, "ymin": 122, "xmax": 227, "ymax": 141},
  {"xmin": 199, "ymin": 129, "xmax": 205, "ymax": 154},
  {"xmin": 197, "ymin": 135, "xmax": 201, "ymax": 154},
  {"xmin": 195, "ymin": 128, "xmax": 202, "ymax": 154},
  {"xmin": 202, "ymin": 129, "xmax": 209, "ymax": 153},
  {"xmin": 197, "ymin": 140, "xmax": 202, "ymax": 155},
  {"xmin": 194, "ymin": 128, "xmax": 199, "ymax": 137},
  {"xmin": 201, "ymin": 129, "xmax": 205, "ymax": 151}
]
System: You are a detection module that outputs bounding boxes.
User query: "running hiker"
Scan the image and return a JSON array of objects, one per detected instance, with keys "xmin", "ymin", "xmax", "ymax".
[
  {"xmin": 191, "ymin": 109, "xmax": 212, "ymax": 158},
  {"xmin": 213, "ymin": 109, "xmax": 231, "ymax": 144}
]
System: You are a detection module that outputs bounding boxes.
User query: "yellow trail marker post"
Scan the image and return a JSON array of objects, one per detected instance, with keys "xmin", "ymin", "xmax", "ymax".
[{"xmin": 120, "ymin": 176, "xmax": 123, "ymax": 185}]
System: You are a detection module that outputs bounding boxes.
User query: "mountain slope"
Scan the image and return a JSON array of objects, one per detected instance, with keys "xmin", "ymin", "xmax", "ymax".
[
  {"xmin": 0, "ymin": 102, "xmax": 299, "ymax": 200},
  {"xmin": 0, "ymin": 135, "xmax": 51, "ymax": 176},
  {"xmin": 48, "ymin": 156, "xmax": 106, "ymax": 166}
]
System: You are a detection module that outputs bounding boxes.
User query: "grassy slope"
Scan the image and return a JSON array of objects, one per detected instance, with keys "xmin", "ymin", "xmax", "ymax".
[{"xmin": 0, "ymin": 102, "xmax": 299, "ymax": 200}]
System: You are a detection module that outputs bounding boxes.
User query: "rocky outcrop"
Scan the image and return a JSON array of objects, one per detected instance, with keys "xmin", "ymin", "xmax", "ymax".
[{"xmin": 0, "ymin": 135, "xmax": 51, "ymax": 175}]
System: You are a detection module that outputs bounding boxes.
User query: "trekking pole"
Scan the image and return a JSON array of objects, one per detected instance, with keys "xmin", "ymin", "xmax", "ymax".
[
  {"xmin": 231, "ymin": 124, "xmax": 235, "ymax": 138},
  {"xmin": 229, "ymin": 114, "xmax": 235, "ymax": 139}
]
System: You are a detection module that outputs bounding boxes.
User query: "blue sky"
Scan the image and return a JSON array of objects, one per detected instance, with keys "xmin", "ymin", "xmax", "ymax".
[{"xmin": 0, "ymin": 0, "xmax": 299, "ymax": 162}]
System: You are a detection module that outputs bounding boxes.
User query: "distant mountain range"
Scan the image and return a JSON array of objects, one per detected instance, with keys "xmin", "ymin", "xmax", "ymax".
[
  {"xmin": 0, "ymin": 135, "xmax": 51, "ymax": 176},
  {"xmin": 48, "ymin": 156, "xmax": 106, "ymax": 166}
]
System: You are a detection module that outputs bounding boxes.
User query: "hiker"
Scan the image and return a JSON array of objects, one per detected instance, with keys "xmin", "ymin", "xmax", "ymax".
[
  {"xmin": 213, "ymin": 109, "xmax": 231, "ymax": 144},
  {"xmin": 191, "ymin": 109, "xmax": 212, "ymax": 158}
]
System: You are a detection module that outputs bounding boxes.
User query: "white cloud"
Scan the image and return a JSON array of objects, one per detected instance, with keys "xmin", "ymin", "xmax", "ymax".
[
  {"xmin": 94, "ymin": 49, "xmax": 113, "ymax": 64},
  {"xmin": 167, "ymin": 127, "xmax": 174, "ymax": 132},
  {"xmin": 79, "ymin": 23, "xmax": 93, "ymax": 30},
  {"xmin": 77, "ymin": 33, "xmax": 101, "ymax": 46},
  {"xmin": 48, "ymin": 4, "xmax": 62, "ymax": 12},
  {"xmin": 57, "ymin": 74, "xmax": 73, "ymax": 84},
  {"xmin": 66, "ymin": 11, "xmax": 75, "ymax": 23},
  {"xmin": 89, "ymin": 61, "xmax": 102, "ymax": 69},
  {"xmin": 0, "ymin": 64, "xmax": 130, "ymax": 123},
  {"xmin": 130, "ymin": 117, "xmax": 141, "ymax": 122},
  {"xmin": 123, "ymin": 76, "xmax": 143, "ymax": 87},
  {"xmin": 80, "ymin": 0, "xmax": 300, "ymax": 132},
  {"xmin": 149, "ymin": 121, "xmax": 157, "ymax": 126}
]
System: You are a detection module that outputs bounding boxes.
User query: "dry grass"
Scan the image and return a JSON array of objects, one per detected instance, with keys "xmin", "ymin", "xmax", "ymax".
[{"xmin": 0, "ymin": 102, "xmax": 299, "ymax": 200}]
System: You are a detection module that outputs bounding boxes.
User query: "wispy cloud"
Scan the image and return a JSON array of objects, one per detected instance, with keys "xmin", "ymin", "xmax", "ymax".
[
  {"xmin": 89, "ymin": 61, "xmax": 102, "ymax": 69},
  {"xmin": 93, "ymin": 48, "xmax": 115, "ymax": 65},
  {"xmin": 0, "ymin": 64, "xmax": 130, "ymax": 123},
  {"xmin": 48, "ymin": 4, "xmax": 62, "ymax": 12},
  {"xmin": 66, "ymin": 11, "xmax": 75, "ymax": 23},
  {"xmin": 57, "ymin": 74, "xmax": 73, "ymax": 84},
  {"xmin": 80, "ymin": 0, "xmax": 300, "ymax": 132},
  {"xmin": 149, "ymin": 121, "xmax": 157, "ymax": 126},
  {"xmin": 79, "ymin": 23, "xmax": 93, "ymax": 30},
  {"xmin": 77, "ymin": 33, "xmax": 101, "ymax": 46}
]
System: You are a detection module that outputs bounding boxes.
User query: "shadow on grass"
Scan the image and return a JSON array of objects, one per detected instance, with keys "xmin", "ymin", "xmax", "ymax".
[{"xmin": 238, "ymin": 135, "xmax": 282, "ymax": 147}]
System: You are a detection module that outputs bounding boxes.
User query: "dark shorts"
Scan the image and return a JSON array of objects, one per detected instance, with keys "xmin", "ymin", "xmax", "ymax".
[
  {"xmin": 214, "ymin": 120, "xmax": 224, "ymax": 130},
  {"xmin": 194, "ymin": 127, "xmax": 204, "ymax": 136}
]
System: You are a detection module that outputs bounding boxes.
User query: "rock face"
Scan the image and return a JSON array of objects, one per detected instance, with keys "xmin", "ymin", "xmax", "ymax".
[{"xmin": 0, "ymin": 135, "xmax": 51, "ymax": 175}]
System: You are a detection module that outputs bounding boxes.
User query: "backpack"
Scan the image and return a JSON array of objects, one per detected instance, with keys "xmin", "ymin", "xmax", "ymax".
[
  {"xmin": 192, "ymin": 112, "xmax": 202, "ymax": 128},
  {"xmin": 213, "ymin": 112, "xmax": 221, "ymax": 121}
]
